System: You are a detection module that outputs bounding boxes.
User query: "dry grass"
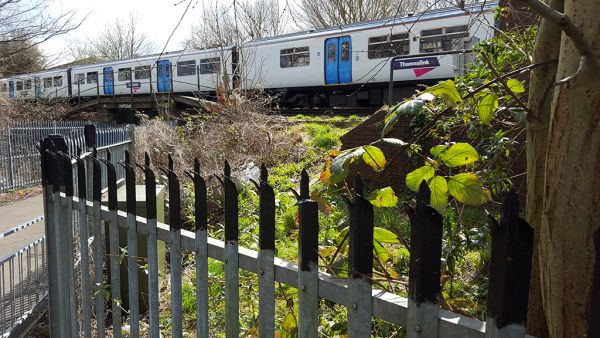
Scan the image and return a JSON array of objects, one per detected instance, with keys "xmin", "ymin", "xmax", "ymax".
[
  {"xmin": 0, "ymin": 97, "xmax": 71, "ymax": 130},
  {"xmin": 134, "ymin": 93, "xmax": 304, "ymax": 180}
]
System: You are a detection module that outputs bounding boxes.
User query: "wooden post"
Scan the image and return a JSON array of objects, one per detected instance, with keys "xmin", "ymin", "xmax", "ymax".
[
  {"xmin": 486, "ymin": 191, "xmax": 533, "ymax": 338},
  {"xmin": 297, "ymin": 169, "xmax": 319, "ymax": 338},
  {"xmin": 223, "ymin": 160, "xmax": 240, "ymax": 338},
  {"xmin": 406, "ymin": 181, "xmax": 443, "ymax": 338},
  {"xmin": 347, "ymin": 176, "xmax": 374, "ymax": 338},
  {"xmin": 257, "ymin": 164, "xmax": 276, "ymax": 338}
]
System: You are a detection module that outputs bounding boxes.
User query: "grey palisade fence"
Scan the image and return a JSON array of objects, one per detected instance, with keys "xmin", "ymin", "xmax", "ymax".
[{"xmin": 38, "ymin": 126, "xmax": 600, "ymax": 338}]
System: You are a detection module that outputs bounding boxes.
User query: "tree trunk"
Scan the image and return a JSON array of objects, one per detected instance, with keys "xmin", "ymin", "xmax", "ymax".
[{"xmin": 526, "ymin": 0, "xmax": 600, "ymax": 336}]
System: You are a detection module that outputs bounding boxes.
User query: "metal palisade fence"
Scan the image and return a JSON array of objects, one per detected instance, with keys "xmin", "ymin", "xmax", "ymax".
[
  {"xmin": 0, "ymin": 120, "xmax": 134, "ymax": 193},
  {"xmin": 38, "ymin": 132, "xmax": 600, "ymax": 338}
]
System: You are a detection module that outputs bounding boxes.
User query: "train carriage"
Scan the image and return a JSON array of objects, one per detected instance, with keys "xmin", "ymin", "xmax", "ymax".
[{"xmin": 240, "ymin": 1, "xmax": 497, "ymax": 107}]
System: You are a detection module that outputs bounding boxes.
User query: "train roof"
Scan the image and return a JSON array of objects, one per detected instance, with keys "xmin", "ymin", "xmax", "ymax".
[{"xmin": 243, "ymin": 0, "xmax": 498, "ymax": 47}]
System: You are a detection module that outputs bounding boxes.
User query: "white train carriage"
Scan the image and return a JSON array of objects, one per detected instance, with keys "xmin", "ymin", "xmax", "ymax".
[
  {"xmin": 240, "ymin": 1, "xmax": 496, "ymax": 106},
  {"xmin": 1, "ymin": 69, "xmax": 70, "ymax": 100},
  {"xmin": 70, "ymin": 47, "xmax": 236, "ymax": 98}
]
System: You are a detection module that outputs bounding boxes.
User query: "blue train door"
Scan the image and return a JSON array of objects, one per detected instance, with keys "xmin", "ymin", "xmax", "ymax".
[
  {"xmin": 103, "ymin": 67, "xmax": 114, "ymax": 95},
  {"xmin": 157, "ymin": 60, "xmax": 171, "ymax": 93},
  {"xmin": 324, "ymin": 36, "xmax": 352, "ymax": 85},
  {"xmin": 34, "ymin": 77, "xmax": 42, "ymax": 97},
  {"xmin": 8, "ymin": 80, "xmax": 14, "ymax": 98}
]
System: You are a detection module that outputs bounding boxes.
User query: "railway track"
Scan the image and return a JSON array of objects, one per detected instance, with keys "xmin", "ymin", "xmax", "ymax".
[{"xmin": 276, "ymin": 106, "xmax": 378, "ymax": 116}]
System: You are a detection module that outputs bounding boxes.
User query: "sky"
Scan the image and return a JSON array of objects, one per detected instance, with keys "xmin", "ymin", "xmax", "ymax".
[{"xmin": 42, "ymin": 0, "xmax": 205, "ymax": 64}]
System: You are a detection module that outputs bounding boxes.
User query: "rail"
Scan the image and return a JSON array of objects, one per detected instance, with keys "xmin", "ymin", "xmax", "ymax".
[{"xmin": 38, "ymin": 130, "xmax": 546, "ymax": 338}]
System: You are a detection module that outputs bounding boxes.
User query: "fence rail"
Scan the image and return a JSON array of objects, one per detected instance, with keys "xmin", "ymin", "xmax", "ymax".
[
  {"xmin": 37, "ymin": 127, "xmax": 582, "ymax": 338},
  {"xmin": 0, "ymin": 120, "xmax": 133, "ymax": 193}
]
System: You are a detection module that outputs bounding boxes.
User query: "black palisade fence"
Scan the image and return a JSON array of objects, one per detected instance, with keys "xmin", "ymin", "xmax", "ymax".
[{"xmin": 39, "ymin": 128, "xmax": 600, "ymax": 338}]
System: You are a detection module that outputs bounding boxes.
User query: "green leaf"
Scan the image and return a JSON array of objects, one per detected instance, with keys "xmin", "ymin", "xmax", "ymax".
[
  {"xmin": 329, "ymin": 148, "xmax": 364, "ymax": 184},
  {"xmin": 368, "ymin": 187, "xmax": 398, "ymax": 208},
  {"xmin": 441, "ymin": 143, "xmax": 479, "ymax": 167},
  {"xmin": 373, "ymin": 227, "xmax": 400, "ymax": 243},
  {"xmin": 428, "ymin": 176, "xmax": 448, "ymax": 212},
  {"xmin": 282, "ymin": 312, "xmax": 298, "ymax": 338},
  {"xmin": 406, "ymin": 164, "xmax": 435, "ymax": 192},
  {"xmin": 430, "ymin": 145, "xmax": 447, "ymax": 157},
  {"xmin": 477, "ymin": 92, "xmax": 499, "ymax": 125},
  {"xmin": 335, "ymin": 227, "xmax": 349, "ymax": 248},
  {"xmin": 448, "ymin": 173, "xmax": 492, "ymax": 205},
  {"xmin": 362, "ymin": 145, "xmax": 386, "ymax": 172},
  {"xmin": 382, "ymin": 138, "xmax": 408, "ymax": 147},
  {"xmin": 507, "ymin": 78, "xmax": 525, "ymax": 93},
  {"xmin": 424, "ymin": 80, "xmax": 463, "ymax": 107},
  {"xmin": 373, "ymin": 240, "xmax": 390, "ymax": 264},
  {"xmin": 382, "ymin": 99, "xmax": 424, "ymax": 137}
]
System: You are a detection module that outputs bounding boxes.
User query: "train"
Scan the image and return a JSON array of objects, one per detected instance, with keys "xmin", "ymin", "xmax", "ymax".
[{"xmin": 0, "ymin": 1, "xmax": 497, "ymax": 108}]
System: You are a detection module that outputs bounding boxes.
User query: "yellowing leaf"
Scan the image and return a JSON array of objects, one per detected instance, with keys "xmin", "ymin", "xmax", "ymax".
[
  {"xmin": 507, "ymin": 78, "xmax": 525, "ymax": 93},
  {"xmin": 477, "ymin": 92, "xmax": 499, "ymax": 125},
  {"xmin": 373, "ymin": 227, "xmax": 399, "ymax": 244},
  {"xmin": 428, "ymin": 176, "xmax": 448, "ymax": 212},
  {"xmin": 448, "ymin": 173, "xmax": 492, "ymax": 205},
  {"xmin": 441, "ymin": 143, "xmax": 479, "ymax": 167},
  {"xmin": 362, "ymin": 146, "xmax": 386, "ymax": 172},
  {"xmin": 320, "ymin": 160, "xmax": 331, "ymax": 184},
  {"xmin": 406, "ymin": 164, "xmax": 435, "ymax": 192},
  {"xmin": 329, "ymin": 147, "xmax": 364, "ymax": 184},
  {"xmin": 424, "ymin": 80, "xmax": 463, "ymax": 107},
  {"xmin": 430, "ymin": 145, "xmax": 447, "ymax": 157},
  {"xmin": 368, "ymin": 186, "xmax": 398, "ymax": 208}
]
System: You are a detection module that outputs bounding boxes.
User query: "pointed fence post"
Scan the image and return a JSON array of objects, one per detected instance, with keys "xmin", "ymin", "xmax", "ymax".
[
  {"xmin": 486, "ymin": 191, "xmax": 533, "ymax": 338},
  {"xmin": 121, "ymin": 151, "xmax": 140, "ymax": 338},
  {"xmin": 257, "ymin": 165, "xmax": 276, "ymax": 338},
  {"xmin": 101, "ymin": 154, "xmax": 122, "ymax": 338},
  {"xmin": 188, "ymin": 158, "xmax": 209, "ymax": 338},
  {"xmin": 141, "ymin": 153, "xmax": 161, "ymax": 338},
  {"xmin": 76, "ymin": 156, "xmax": 92, "ymax": 338},
  {"xmin": 58, "ymin": 151, "xmax": 78, "ymax": 338},
  {"xmin": 406, "ymin": 181, "xmax": 443, "ymax": 338},
  {"xmin": 89, "ymin": 151, "xmax": 105, "ymax": 337},
  {"xmin": 347, "ymin": 176, "xmax": 374, "ymax": 338},
  {"xmin": 166, "ymin": 155, "xmax": 183, "ymax": 338},
  {"xmin": 222, "ymin": 160, "xmax": 240, "ymax": 338},
  {"xmin": 297, "ymin": 169, "xmax": 319, "ymax": 338}
]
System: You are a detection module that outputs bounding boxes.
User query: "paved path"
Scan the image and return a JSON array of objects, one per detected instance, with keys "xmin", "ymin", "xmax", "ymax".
[{"xmin": 0, "ymin": 194, "xmax": 45, "ymax": 260}]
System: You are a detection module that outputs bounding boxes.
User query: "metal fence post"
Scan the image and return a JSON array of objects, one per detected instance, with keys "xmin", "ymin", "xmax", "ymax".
[
  {"xmin": 76, "ymin": 157, "xmax": 92, "ymax": 338},
  {"xmin": 222, "ymin": 160, "xmax": 239, "ymax": 338},
  {"xmin": 40, "ymin": 136, "xmax": 68, "ymax": 337},
  {"xmin": 257, "ymin": 165, "xmax": 275, "ymax": 338},
  {"xmin": 187, "ymin": 158, "xmax": 209, "ymax": 338},
  {"xmin": 589, "ymin": 229, "xmax": 600, "ymax": 337},
  {"xmin": 347, "ymin": 176, "xmax": 374, "ymax": 338},
  {"xmin": 166, "ymin": 155, "xmax": 183, "ymax": 338},
  {"xmin": 123, "ymin": 151, "xmax": 140, "ymax": 338},
  {"xmin": 406, "ymin": 181, "xmax": 443, "ymax": 338},
  {"xmin": 142, "ymin": 153, "xmax": 161, "ymax": 338},
  {"xmin": 7, "ymin": 128, "xmax": 14, "ymax": 191},
  {"xmin": 90, "ymin": 153, "xmax": 105, "ymax": 337},
  {"xmin": 486, "ymin": 191, "xmax": 533, "ymax": 338},
  {"xmin": 297, "ymin": 169, "xmax": 319, "ymax": 338}
]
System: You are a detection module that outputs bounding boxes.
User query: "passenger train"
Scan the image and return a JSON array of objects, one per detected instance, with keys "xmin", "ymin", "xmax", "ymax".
[{"xmin": 0, "ymin": 1, "xmax": 497, "ymax": 108}]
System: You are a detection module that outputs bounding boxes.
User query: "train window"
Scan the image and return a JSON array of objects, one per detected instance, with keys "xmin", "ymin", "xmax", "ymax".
[
  {"xmin": 200, "ymin": 58, "xmax": 220, "ymax": 74},
  {"xmin": 280, "ymin": 47, "xmax": 310, "ymax": 68},
  {"xmin": 177, "ymin": 60, "xmax": 196, "ymax": 76},
  {"xmin": 16, "ymin": 81, "xmax": 23, "ymax": 90},
  {"xmin": 118, "ymin": 68, "xmax": 132, "ymax": 81},
  {"xmin": 134, "ymin": 66, "xmax": 151, "ymax": 80},
  {"xmin": 74, "ymin": 73, "xmax": 85, "ymax": 85},
  {"xmin": 53, "ymin": 76, "xmax": 63, "ymax": 87},
  {"xmin": 368, "ymin": 33, "xmax": 409, "ymax": 59},
  {"xmin": 24, "ymin": 80, "xmax": 32, "ymax": 90},
  {"xmin": 420, "ymin": 25, "xmax": 469, "ymax": 53},
  {"xmin": 328, "ymin": 44, "xmax": 336, "ymax": 63},
  {"xmin": 44, "ymin": 78, "xmax": 52, "ymax": 88},
  {"xmin": 87, "ymin": 72, "xmax": 98, "ymax": 84},
  {"xmin": 341, "ymin": 41, "xmax": 350, "ymax": 62}
]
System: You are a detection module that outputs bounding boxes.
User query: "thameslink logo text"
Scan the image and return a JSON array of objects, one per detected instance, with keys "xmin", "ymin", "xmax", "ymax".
[{"xmin": 392, "ymin": 57, "xmax": 440, "ymax": 70}]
